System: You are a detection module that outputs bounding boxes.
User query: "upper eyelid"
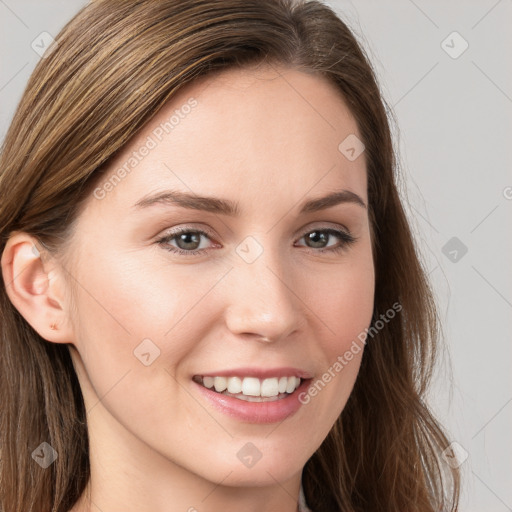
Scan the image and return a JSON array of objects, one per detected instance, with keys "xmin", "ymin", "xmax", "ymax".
[{"xmin": 159, "ymin": 221, "xmax": 351, "ymax": 237}]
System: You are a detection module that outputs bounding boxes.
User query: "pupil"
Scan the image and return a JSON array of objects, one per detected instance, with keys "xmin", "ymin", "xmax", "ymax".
[
  {"xmin": 307, "ymin": 231, "xmax": 327, "ymax": 248},
  {"xmin": 177, "ymin": 232, "xmax": 200, "ymax": 250}
]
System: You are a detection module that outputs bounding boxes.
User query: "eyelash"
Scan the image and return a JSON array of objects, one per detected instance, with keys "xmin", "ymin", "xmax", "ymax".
[{"xmin": 156, "ymin": 226, "xmax": 357, "ymax": 257}]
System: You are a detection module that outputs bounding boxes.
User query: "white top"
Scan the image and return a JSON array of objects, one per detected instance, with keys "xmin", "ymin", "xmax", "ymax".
[{"xmin": 298, "ymin": 482, "xmax": 312, "ymax": 512}]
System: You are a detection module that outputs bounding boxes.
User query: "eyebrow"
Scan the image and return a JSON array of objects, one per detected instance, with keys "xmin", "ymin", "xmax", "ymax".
[{"xmin": 132, "ymin": 189, "xmax": 366, "ymax": 215}]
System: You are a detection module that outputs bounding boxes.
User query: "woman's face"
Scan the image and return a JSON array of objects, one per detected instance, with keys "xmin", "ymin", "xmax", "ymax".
[{"xmin": 61, "ymin": 64, "xmax": 374, "ymax": 489}]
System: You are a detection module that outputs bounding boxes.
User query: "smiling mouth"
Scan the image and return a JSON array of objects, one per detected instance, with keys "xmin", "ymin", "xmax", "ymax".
[{"xmin": 192, "ymin": 375, "xmax": 303, "ymax": 402}]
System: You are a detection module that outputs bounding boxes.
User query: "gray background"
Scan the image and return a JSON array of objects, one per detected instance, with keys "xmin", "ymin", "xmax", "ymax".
[{"xmin": 1, "ymin": 1, "xmax": 511, "ymax": 510}]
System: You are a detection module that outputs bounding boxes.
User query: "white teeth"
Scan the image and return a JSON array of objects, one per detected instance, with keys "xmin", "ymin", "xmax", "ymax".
[
  {"xmin": 227, "ymin": 376, "xmax": 242, "ymax": 394},
  {"xmin": 261, "ymin": 377, "xmax": 279, "ymax": 397},
  {"xmin": 213, "ymin": 376, "xmax": 227, "ymax": 392},
  {"xmin": 203, "ymin": 376, "xmax": 214, "ymax": 389},
  {"xmin": 199, "ymin": 375, "xmax": 302, "ymax": 398},
  {"xmin": 242, "ymin": 377, "xmax": 261, "ymax": 396},
  {"xmin": 285, "ymin": 376, "xmax": 297, "ymax": 393}
]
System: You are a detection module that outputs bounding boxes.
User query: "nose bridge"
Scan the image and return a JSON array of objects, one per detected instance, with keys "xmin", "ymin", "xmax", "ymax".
[{"xmin": 223, "ymin": 237, "xmax": 303, "ymax": 341}]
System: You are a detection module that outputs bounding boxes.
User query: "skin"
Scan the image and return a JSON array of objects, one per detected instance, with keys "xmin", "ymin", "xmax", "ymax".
[{"xmin": 2, "ymin": 63, "xmax": 375, "ymax": 512}]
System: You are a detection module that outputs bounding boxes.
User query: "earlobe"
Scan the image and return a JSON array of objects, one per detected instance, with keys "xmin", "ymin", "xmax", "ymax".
[{"xmin": 1, "ymin": 232, "xmax": 74, "ymax": 344}]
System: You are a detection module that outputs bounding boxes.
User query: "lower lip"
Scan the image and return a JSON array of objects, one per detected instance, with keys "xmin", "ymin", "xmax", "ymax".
[{"xmin": 193, "ymin": 379, "xmax": 312, "ymax": 424}]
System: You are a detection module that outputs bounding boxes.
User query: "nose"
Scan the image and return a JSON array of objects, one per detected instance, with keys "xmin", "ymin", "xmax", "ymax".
[{"xmin": 222, "ymin": 248, "xmax": 305, "ymax": 343}]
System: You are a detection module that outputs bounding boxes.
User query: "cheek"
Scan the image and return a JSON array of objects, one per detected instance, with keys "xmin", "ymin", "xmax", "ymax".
[
  {"xmin": 67, "ymin": 253, "xmax": 222, "ymax": 437},
  {"xmin": 71, "ymin": 245, "xmax": 206, "ymax": 337},
  {"xmin": 299, "ymin": 252, "xmax": 374, "ymax": 413},
  {"xmin": 307, "ymin": 252, "xmax": 375, "ymax": 350},
  {"xmin": 67, "ymin": 247, "xmax": 232, "ymax": 387},
  {"xmin": 63, "ymin": 255, "xmax": 152, "ymax": 379}
]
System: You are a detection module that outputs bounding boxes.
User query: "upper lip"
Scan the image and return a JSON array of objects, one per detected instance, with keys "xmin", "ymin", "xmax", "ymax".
[{"xmin": 194, "ymin": 367, "xmax": 313, "ymax": 380}]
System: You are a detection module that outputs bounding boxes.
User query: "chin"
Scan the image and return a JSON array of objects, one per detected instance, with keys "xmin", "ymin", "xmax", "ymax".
[{"xmin": 218, "ymin": 462, "xmax": 301, "ymax": 487}]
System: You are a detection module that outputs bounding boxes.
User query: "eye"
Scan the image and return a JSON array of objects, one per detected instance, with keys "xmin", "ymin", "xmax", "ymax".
[
  {"xmin": 156, "ymin": 226, "xmax": 357, "ymax": 257},
  {"xmin": 156, "ymin": 228, "xmax": 217, "ymax": 256},
  {"xmin": 295, "ymin": 228, "xmax": 357, "ymax": 253}
]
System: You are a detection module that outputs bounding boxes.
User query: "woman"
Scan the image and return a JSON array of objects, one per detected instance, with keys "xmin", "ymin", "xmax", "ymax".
[{"xmin": 0, "ymin": 0, "xmax": 460, "ymax": 511}]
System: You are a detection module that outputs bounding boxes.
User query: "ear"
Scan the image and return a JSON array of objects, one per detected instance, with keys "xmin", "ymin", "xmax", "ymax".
[{"xmin": 1, "ymin": 232, "xmax": 74, "ymax": 344}]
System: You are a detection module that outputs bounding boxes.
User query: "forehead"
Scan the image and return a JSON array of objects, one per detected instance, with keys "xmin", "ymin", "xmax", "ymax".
[{"xmin": 87, "ymin": 63, "xmax": 366, "ymax": 216}]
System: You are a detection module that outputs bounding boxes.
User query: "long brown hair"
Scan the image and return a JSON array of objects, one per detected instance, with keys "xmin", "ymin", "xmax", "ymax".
[{"xmin": 0, "ymin": 0, "xmax": 460, "ymax": 510}]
